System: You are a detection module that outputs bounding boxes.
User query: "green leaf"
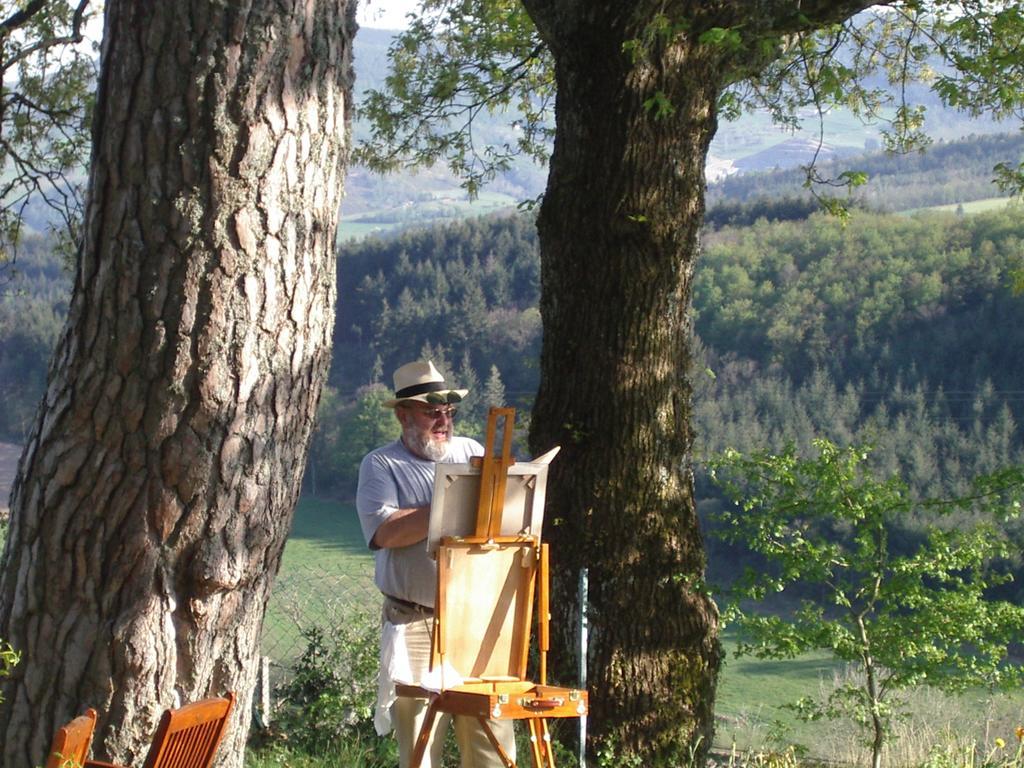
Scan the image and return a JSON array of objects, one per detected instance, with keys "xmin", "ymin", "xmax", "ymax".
[
  {"xmin": 642, "ymin": 90, "xmax": 676, "ymax": 119},
  {"xmin": 838, "ymin": 170, "xmax": 869, "ymax": 188},
  {"xmin": 698, "ymin": 26, "xmax": 743, "ymax": 52}
]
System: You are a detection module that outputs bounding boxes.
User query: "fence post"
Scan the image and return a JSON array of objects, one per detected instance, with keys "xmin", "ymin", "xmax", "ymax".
[
  {"xmin": 257, "ymin": 655, "xmax": 272, "ymax": 725},
  {"xmin": 578, "ymin": 567, "xmax": 588, "ymax": 768}
]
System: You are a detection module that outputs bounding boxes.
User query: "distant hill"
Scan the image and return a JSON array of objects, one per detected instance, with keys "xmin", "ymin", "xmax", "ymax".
[
  {"xmin": 9, "ymin": 26, "xmax": 1017, "ymax": 240},
  {"xmin": 731, "ymin": 137, "xmax": 858, "ymax": 173},
  {"xmin": 707, "ymin": 131, "xmax": 1024, "ymax": 214},
  {"xmin": 343, "ymin": 29, "xmax": 1018, "ymax": 234}
]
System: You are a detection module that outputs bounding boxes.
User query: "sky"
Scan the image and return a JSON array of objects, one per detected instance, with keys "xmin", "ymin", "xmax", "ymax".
[
  {"xmin": 78, "ymin": 2, "xmax": 418, "ymax": 49},
  {"xmin": 356, "ymin": 0, "xmax": 419, "ymax": 29}
]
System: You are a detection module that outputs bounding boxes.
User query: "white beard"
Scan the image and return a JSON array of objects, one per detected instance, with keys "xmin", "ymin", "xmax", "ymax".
[{"xmin": 403, "ymin": 424, "xmax": 449, "ymax": 461}]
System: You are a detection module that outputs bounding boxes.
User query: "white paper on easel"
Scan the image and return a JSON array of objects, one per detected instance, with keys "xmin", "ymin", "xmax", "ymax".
[
  {"xmin": 531, "ymin": 446, "xmax": 560, "ymax": 465},
  {"xmin": 419, "ymin": 659, "xmax": 465, "ymax": 692},
  {"xmin": 426, "ymin": 446, "xmax": 560, "ymax": 557}
]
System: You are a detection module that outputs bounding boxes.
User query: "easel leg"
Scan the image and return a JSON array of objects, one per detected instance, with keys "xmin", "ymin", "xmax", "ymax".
[
  {"xmin": 540, "ymin": 720, "xmax": 556, "ymax": 768},
  {"xmin": 527, "ymin": 719, "xmax": 556, "ymax": 768},
  {"xmin": 475, "ymin": 717, "xmax": 517, "ymax": 768},
  {"xmin": 408, "ymin": 696, "xmax": 441, "ymax": 768},
  {"xmin": 528, "ymin": 719, "xmax": 544, "ymax": 768}
]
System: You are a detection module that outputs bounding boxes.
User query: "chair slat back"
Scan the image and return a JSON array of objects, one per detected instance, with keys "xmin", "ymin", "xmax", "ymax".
[
  {"xmin": 142, "ymin": 693, "xmax": 235, "ymax": 768},
  {"xmin": 46, "ymin": 708, "xmax": 98, "ymax": 768}
]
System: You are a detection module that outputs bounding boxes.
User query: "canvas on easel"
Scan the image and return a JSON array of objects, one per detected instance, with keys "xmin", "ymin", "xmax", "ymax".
[
  {"xmin": 426, "ymin": 447, "xmax": 558, "ymax": 557},
  {"xmin": 396, "ymin": 407, "xmax": 588, "ymax": 768}
]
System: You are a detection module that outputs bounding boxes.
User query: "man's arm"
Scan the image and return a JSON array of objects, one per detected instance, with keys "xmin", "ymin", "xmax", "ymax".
[
  {"xmin": 370, "ymin": 504, "xmax": 430, "ymax": 549},
  {"xmin": 357, "ymin": 448, "xmax": 430, "ymax": 550}
]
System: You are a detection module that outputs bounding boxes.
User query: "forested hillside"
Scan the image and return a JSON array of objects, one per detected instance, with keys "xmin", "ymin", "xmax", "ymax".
[
  {"xmin": 708, "ymin": 131, "xmax": 1024, "ymax": 212},
  {"xmin": 2, "ymin": 134, "xmax": 1022, "ymax": 505},
  {"xmin": 334, "ymin": 214, "xmax": 541, "ymax": 400},
  {"xmin": 0, "ymin": 238, "xmax": 70, "ymax": 441},
  {"xmin": 693, "ymin": 208, "xmax": 1024, "ymax": 501},
  {"xmin": 323, "ymin": 204, "xmax": 1024, "ymax": 499}
]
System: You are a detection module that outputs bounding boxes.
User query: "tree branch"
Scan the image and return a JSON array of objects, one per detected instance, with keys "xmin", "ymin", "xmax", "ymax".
[
  {"xmin": 1, "ymin": 0, "xmax": 91, "ymax": 72},
  {"xmin": 0, "ymin": 0, "xmax": 47, "ymax": 34},
  {"xmin": 766, "ymin": 0, "xmax": 894, "ymax": 31}
]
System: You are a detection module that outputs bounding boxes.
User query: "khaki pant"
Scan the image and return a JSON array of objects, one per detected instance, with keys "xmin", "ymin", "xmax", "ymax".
[{"xmin": 385, "ymin": 599, "xmax": 516, "ymax": 768}]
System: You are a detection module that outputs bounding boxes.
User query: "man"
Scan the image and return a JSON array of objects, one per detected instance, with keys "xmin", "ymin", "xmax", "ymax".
[{"xmin": 356, "ymin": 360, "xmax": 516, "ymax": 768}]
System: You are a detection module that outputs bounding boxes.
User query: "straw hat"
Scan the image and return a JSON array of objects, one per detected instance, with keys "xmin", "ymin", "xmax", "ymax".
[{"xmin": 383, "ymin": 360, "xmax": 468, "ymax": 408}]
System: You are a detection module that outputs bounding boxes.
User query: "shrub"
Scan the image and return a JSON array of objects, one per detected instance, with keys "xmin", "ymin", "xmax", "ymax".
[{"xmin": 266, "ymin": 623, "xmax": 383, "ymax": 756}]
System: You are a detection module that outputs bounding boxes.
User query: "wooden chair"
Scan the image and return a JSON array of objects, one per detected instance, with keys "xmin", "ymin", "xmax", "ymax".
[
  {"xmin": 396, "ymin": 409, "xmax": 587, "ymax": 768},
  {"xmin": 46, "ymin": 708, "xmax": 98, "ymax": 768},
  {"xmin": 86, "ymin": 692, "xmax": 235, "ymax": 768}
]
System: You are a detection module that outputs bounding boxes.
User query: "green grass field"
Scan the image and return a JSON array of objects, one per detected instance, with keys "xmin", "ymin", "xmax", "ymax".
[
  {"xmin": 337, "ymin": 219, "xmax": 400, "ymax": 240},
  {"xmin": 901, "ymin": 196, "xmax": 1018, "ymax": 216},
  {"xmin": 261, "ymin": 498, "xmax": 375, "ymax": 671},
  {"xmin": 337, "ymin": 189, "xmax": 520, "ymax": 242},
  {"xmin": 927, "ymin": 196, "xmax": 1016, "ymax": 214},
  {"xmin": 266, "ymin": 498, "xmax": 1024, "ymax": 761},
  {"xmin": 280, "ymin": 496, "xmax": 369, "ymax": 565},
  {"xmin": 715, "ymin": 641, "xmax": 838, "ymax": 749}
]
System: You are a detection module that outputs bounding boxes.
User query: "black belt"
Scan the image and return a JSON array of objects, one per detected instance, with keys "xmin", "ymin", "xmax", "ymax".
[{"xmin": 384, "ymin": 593, "xmax": 434, "ymax": 615}]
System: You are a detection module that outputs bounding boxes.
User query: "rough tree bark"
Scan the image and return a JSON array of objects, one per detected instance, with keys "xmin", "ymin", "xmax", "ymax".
[
  {"xmin": 0, "ymin": 1, "xmax": 355, "ymax": 766},
  {"xmin": 523, "ymin": 7, "xmax": 723, "ymax": 761},
  {"xmin": 522, "ymin": 1, "xmax": 877, "ymax": 761}
]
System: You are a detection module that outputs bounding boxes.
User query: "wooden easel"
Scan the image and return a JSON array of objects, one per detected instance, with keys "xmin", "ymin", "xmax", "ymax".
[{"xmin": 396, "ymin": 408, "xmax": 588, "ymax": 768}]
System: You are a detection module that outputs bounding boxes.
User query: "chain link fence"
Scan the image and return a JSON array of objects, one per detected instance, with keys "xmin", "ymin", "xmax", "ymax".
[{"xmin": 260, "ymin": 560, "xmax": 380, "ymax": 686}]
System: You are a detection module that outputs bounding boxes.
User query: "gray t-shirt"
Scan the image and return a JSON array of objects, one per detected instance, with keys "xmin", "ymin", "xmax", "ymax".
[{"xmin": 356, "ymin": 436, "xmax": 484, "ymax": 608}]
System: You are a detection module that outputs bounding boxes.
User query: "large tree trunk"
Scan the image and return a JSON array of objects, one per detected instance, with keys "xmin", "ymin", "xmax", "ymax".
[
  {"xmin": 0, "ymin": 1, "xmax": 355, "ymax": 766},
  {"xmin": 523, "ymin": 3, "xmax": 723, "ymax": 762}
]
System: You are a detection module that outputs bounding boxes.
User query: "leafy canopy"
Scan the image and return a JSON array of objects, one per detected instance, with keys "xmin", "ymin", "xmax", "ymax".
[
  {"xmin": 0, "ymin": 0, "xmax": 97, "ymax": 266},
  {"xmin": 355, "ymin": 0, "xmax": 553, "ymax": 198},
  {"xmin": 357, "ymin": 2, "xmax": 1024, "ymax": 206}
]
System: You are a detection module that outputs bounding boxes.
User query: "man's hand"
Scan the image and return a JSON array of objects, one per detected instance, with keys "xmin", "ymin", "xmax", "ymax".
[{"xmin": 371, "ymin": 505, "xmax": 430, "ymax": 549}]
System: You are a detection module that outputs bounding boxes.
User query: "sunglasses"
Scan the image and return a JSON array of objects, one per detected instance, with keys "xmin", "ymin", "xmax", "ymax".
[{"xmin": 407, "ymin": 405, "xmax": 458, "ymax": 421}]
